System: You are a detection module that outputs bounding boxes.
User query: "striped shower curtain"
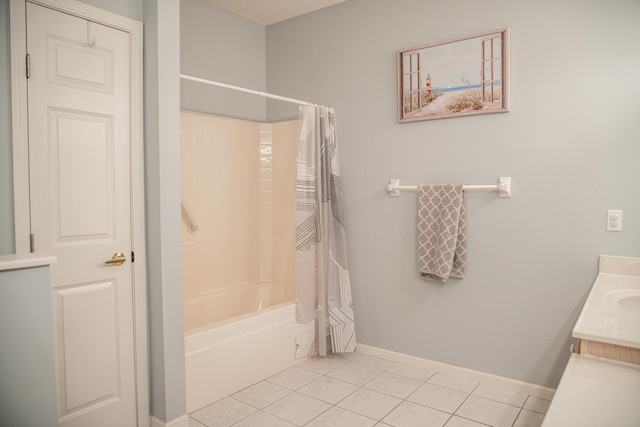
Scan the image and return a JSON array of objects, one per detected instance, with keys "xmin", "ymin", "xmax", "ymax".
[{"xmin": 295, "ymin": 105, "xmax": 356, "ymax": 358}]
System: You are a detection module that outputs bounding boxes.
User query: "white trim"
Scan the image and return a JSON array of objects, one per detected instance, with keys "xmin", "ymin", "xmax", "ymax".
[
  {"xmin": 127, "ymin": 10, "xmax": 150, "ymax": 427},
  {"xmin": 0, "ymin": 252, "xmax": 57, "ymax": 271},
  {"xmin": 9, "ymin": 0, "xmax": 29, "ymax": 254},
  {"xmin": 356, "ymin": 344, "xmax": 556, "ymax": 401},
  {"xmin": 9, "ymin": 1, "xmax": 149, "ymax": 426},
  {"xmin": 150, "ymin": 415, "xmax": 190, "ymax": 427},
  {"xmin": 25, "ymin": 0, "xmax": 139, "ymax": 31}
]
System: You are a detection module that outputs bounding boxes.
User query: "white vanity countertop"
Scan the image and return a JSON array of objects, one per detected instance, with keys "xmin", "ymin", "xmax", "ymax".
[
  {"xmin": 572, "ymin": 255, "xmax": 640, "ymax": 349},
  {"xmin": 543, "ymin": 255, "xmax": 640, "ymax": 427},
  {"xmin": 0, "ymin": 253, "xmax": 57, "ymax": 272},
  {"xmin": 542, "ymin": 354, "xmax": 640, "ymax": 427}
]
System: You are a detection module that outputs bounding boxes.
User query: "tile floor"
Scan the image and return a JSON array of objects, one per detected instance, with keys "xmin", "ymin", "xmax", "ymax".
[{"xmin": 189, "ymin": 351, "xmax": 551, "ymax": 427}]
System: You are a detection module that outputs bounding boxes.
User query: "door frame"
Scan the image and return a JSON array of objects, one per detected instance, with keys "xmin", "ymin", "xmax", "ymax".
[{"xmin": 9, "ymin": 0, "xmax": 149, "ymax": 425}]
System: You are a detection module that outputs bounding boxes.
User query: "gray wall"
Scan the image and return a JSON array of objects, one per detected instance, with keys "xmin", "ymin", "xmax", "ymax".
[
  {"xmin": 267, "ymin": 0, "xmax": 640, "ymax": 387},
  {"xmin": 75, "ymin": 0, "xmax": 142, "ymax": 21},
  {"xmin": 180, "ymin": 0, "xmax": 267, "ymax": 122},
  {"xmin": 0, "ymin": 0, "xmax": 14, "ymax": 255},
  {"xmin": 144, "ymin": 0, "xmax": 186, "ymax": 423}
]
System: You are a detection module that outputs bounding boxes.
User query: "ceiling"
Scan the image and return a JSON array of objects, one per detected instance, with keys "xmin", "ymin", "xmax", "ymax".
[{"xmin": 204, "ymin": 0, "xmax": 350, "ymax": 26}]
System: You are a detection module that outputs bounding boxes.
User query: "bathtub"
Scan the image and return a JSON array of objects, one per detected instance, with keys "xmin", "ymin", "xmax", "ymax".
[{"xmin": 184, "ymin": 283, "xmax": 296, "ymax": 413}]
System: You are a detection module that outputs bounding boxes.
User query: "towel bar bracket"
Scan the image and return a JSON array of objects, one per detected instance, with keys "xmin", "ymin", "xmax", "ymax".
[
  {"xmin": 497, "ymin": 177, "xmax": 511, "ymax": 198},
  {"xmin": 388, "ymin": 179, "xmax": 401, "ymax": 197},
  {"xmin": 387, "ymin": 177, "xmax": 512, "ymax": 198}
]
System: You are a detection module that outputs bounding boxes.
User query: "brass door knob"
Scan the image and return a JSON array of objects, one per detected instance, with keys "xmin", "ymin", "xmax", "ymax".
[{"xmin": 105, "ymin": 252, "xmax": 126, "ymax": 266}]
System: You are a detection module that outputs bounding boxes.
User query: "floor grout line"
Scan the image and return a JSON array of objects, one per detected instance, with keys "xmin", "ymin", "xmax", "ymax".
[{"xmin": 189, "ymin": 351, "xmax": 550, "ymax": 427}]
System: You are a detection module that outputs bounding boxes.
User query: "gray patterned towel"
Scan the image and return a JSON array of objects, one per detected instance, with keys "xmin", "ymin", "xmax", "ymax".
[{"xmin": 417, "ymin": 184, "xmax": 467, "ymax": 281}]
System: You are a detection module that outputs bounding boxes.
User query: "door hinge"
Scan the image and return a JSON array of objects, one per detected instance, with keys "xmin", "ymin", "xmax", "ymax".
[
  {"xmin": 131, "ymin": 251, "xmax": 135, "ymax": 263},
  {"xmin": 26, "ymin": 54, "xmax": 30, "ymax": 78},
  {"xmin": 29, "ymin": 233, "xmax": 34, "ymax": 252}
]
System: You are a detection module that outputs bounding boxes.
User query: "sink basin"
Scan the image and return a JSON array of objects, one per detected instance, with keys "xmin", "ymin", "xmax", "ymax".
[
  {"xmin": 619, "ymin": 295, "xmax": 640, "ymax": 312},
  {"xmin": 573, "ymin": 266, "xmax": 640, "ymax": 349},
  {"xmin": 606, "ymin": 290, "xmax": 640, "ymax": 312}
]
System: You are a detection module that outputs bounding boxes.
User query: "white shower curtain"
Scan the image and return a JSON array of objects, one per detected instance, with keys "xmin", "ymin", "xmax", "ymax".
[{"xmin": 295, "ymin": 105, "xmax": 356, "ymax": 358}]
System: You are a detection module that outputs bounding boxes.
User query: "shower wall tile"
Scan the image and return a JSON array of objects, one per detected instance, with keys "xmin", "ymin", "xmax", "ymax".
[
  {"xmin": 258, "ymin": 124, "xmax": 273, "ymax": 283},
  {"xmin": 193, "ymin": 116, "xmax": 206, "ymax": 152},
  {"xmin": 181, "ymin": 150, "xmax": 196, "ymax": 189},
  {"xmin": 181, "ymin": 110, "xmax": 298, "ymax": 331},
  {"xmin": 271, "ymin": 120, "xmax": 298, "ymax": 294},
  {"xmin": 181, "ymin": 112, "xmax": 195, "ymax": 150},
  {"xmin": 183, "ymin": 298, "xmax": 202, "ymax": 331},
  {"xmin": 182, "ymin": 243, "xmax": 200, "ymax": 300},
  {"xmin": 260, "ymin": 181, "xmax": 272, "ymax": 193}
]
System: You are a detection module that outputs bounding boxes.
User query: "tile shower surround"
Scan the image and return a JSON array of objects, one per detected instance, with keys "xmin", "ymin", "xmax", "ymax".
[
  {"xmin": 181, "ymin": 110, "xmax": 298, "ymax": 330},
  {"xmin": 189, "ymin": 351, "xmax": 550, "ymax": 427}
]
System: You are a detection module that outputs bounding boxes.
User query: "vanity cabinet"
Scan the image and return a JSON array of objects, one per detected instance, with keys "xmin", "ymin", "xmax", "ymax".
[{"xmin": 0, "ymin": 254, "xmax": 58, "ymax": 427}]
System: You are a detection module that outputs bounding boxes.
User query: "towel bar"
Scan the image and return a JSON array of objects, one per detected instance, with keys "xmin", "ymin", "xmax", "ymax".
[{"xmin": 387, "ymin": 177, "xmax": 511, "ymax": 198}]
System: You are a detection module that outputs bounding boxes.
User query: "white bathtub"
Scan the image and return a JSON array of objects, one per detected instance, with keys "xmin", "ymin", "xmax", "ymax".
[
  {"xmin": 184, "ymin": 284, "xmax": 296, "ymax": 413},
  {"xmin": 184, "ymin": 281, "xmax": 293, "ymax": 329}
]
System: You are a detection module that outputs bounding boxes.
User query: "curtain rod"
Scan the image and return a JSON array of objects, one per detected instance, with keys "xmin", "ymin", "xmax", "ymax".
[{"xmin": 180, "ymin": 74, "xmax": 321, "ymax": 108}]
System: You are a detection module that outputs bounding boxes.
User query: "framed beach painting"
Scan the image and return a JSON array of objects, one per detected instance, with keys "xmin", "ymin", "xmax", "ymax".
[{"xmin": 398, "ymin": 28, "xmax": 509, "ymax": 123}]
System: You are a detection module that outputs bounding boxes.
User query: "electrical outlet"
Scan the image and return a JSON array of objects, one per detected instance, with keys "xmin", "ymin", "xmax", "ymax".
[{"xmin": 607, "ymin": 210, "xmax": 623, "ymax": 232}]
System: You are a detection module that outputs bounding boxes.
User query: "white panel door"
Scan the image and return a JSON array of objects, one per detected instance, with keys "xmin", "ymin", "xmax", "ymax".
[{"xmin": 26, "ymin": 3, "xmax": 137, "ymax": 426}]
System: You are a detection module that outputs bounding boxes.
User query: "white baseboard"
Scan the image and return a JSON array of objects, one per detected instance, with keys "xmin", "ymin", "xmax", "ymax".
[
  {"xmin": 356, "ymin": 344, "xmax": 556, "ymax": 401},
  {"xmin": 150, "ymin": 414, "xmax": 190, "ymax": 427}
]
